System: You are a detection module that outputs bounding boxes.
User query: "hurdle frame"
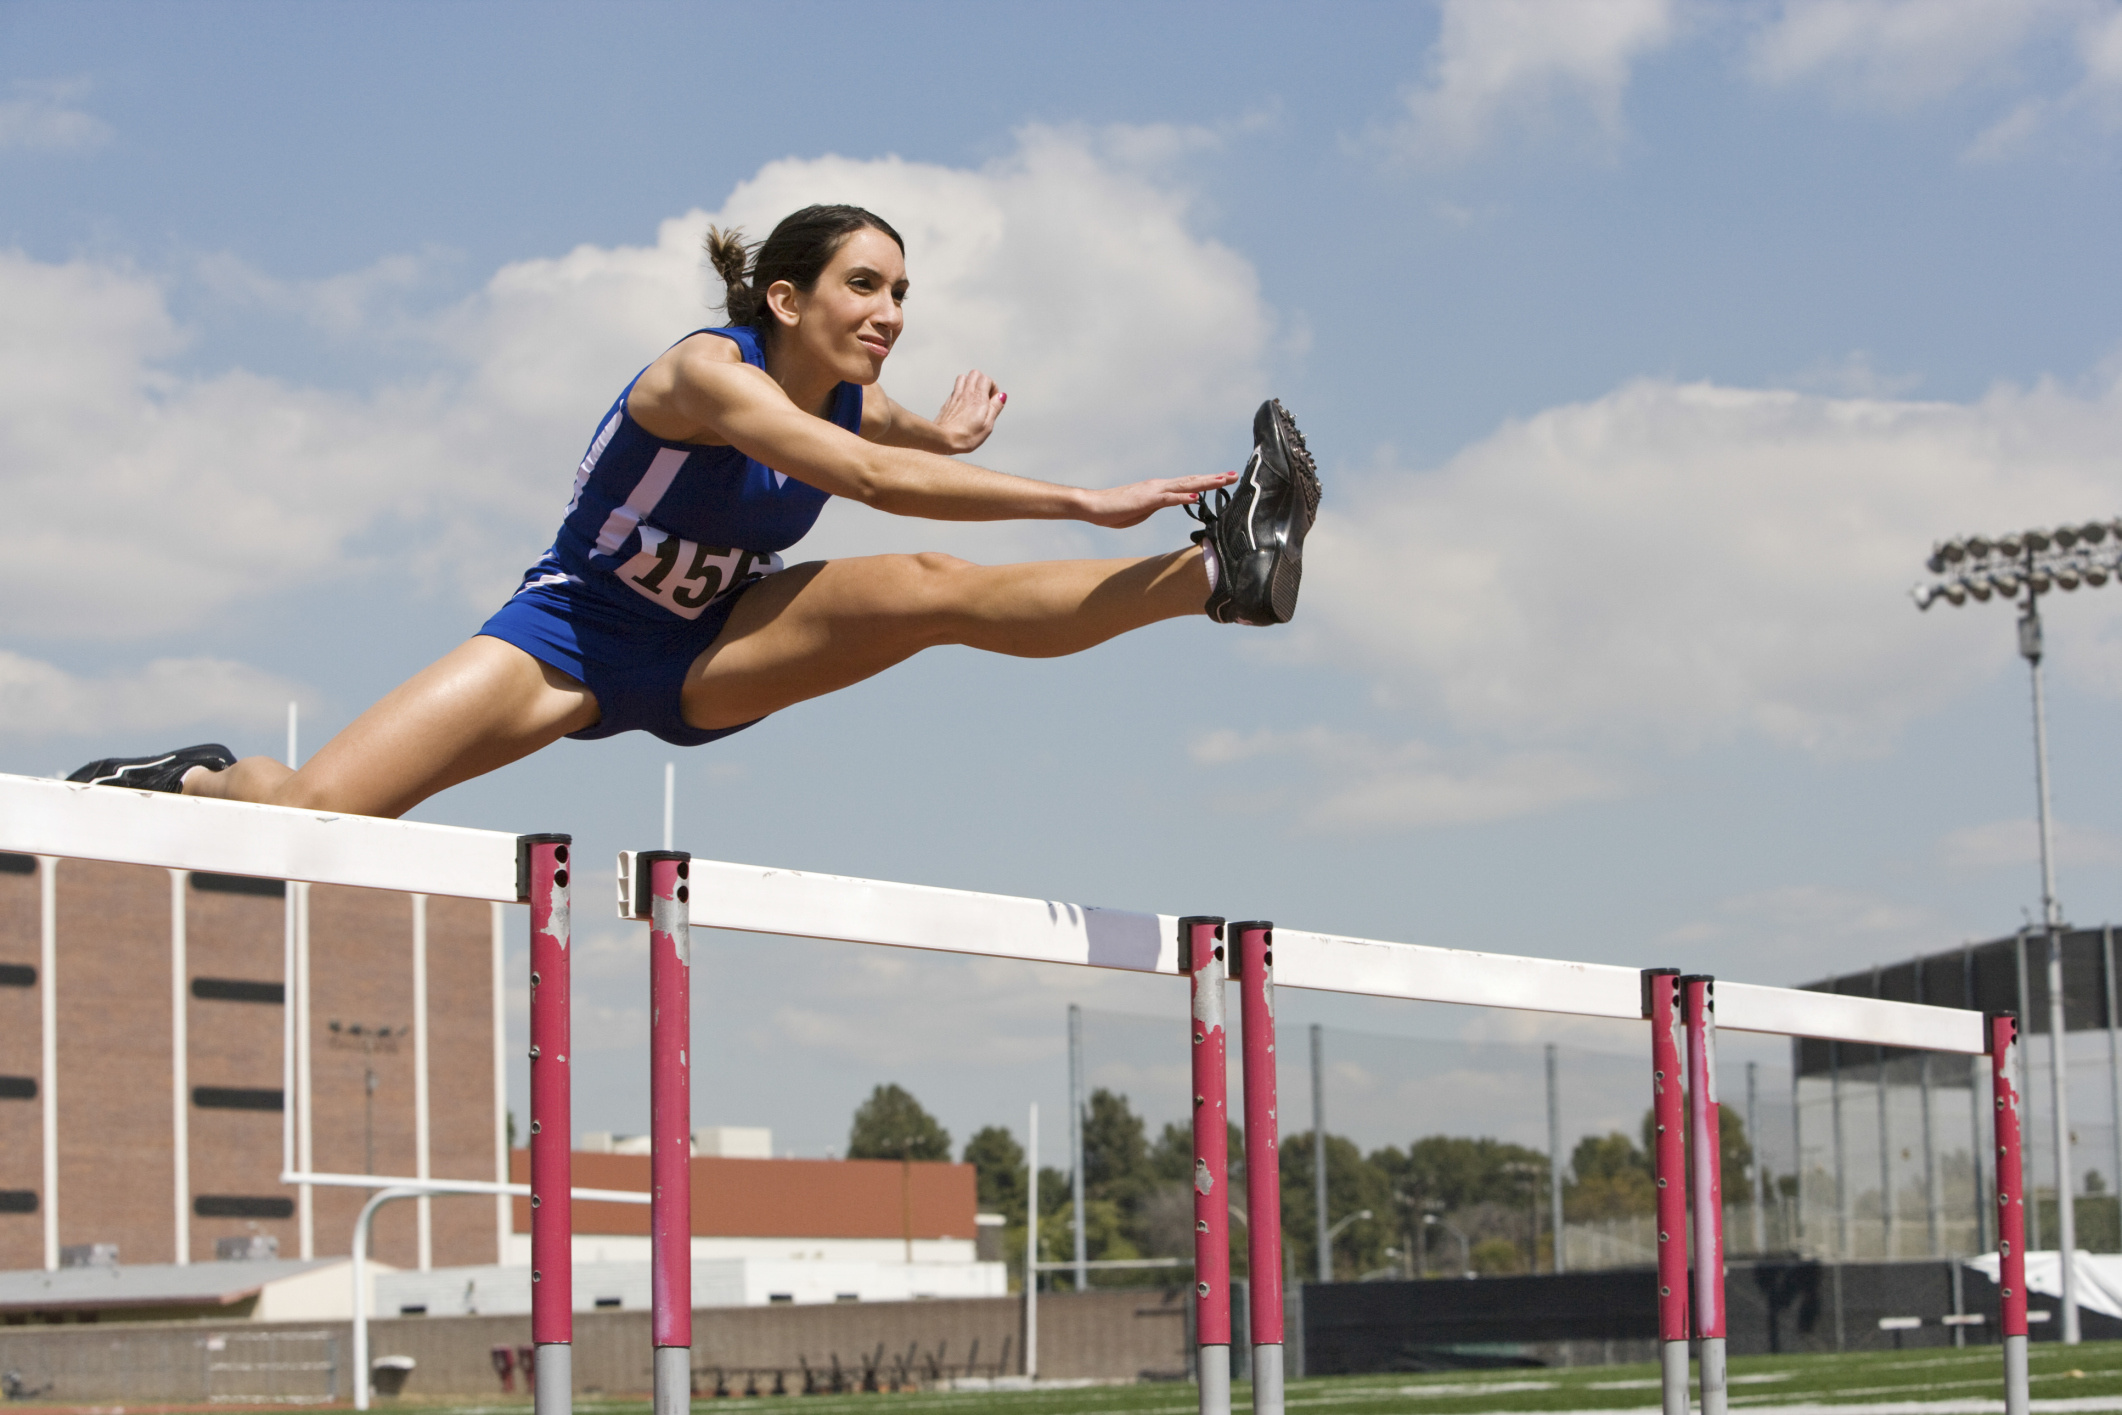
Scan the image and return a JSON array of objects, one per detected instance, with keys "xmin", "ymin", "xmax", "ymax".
[
  {"xmin": 1645, "ymin": 969, "xmax": 1689, "ymax": 1415},
  {"xmin": 0, "ymin": 775, "xmax": 2019, "ymax": 1409},
  {"xmin": 1992, "ymin": 1013, "xmax": 2028, "ymax": 1415},
  {"xmin": 610, "ymin": 845, "xmax": 2004, "ymax": 1407},
  {"xmin": 1181, "ymin": 917, "xmax": 1231, "ymax": 1415},
  {"xmin": 1682, "ymin": 975, "xmax": 1727, "ymax": 1415}
]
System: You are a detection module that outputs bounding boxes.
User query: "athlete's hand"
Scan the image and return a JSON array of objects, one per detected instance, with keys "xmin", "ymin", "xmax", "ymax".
[
  {"xmin": 1079, "ymin": 471, "xmax": 1239, "ymax": 529},
  {"xmin": 931, "ymin": 370, "xmax": 1007, "ymax": 455}
]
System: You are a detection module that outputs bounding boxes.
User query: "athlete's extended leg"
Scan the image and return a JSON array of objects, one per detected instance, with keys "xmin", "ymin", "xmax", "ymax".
[
  {"xmin": 682, "ymin": 545, "xmax": 1210, "ymax": 730},
  {"xmin": 181, "ymin": 637, "xmax": 600, "ymax": 818}
]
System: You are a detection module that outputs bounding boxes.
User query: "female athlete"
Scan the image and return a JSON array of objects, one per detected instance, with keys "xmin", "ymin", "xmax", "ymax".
[{"xmin": 71, "ymin": 205, "xmax": 1319, "ymax": 819}]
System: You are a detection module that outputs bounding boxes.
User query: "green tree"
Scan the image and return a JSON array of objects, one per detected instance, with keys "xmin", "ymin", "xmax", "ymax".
[
  {"xmin": 1082, "ymin": 1088, "xmax": 1150, "ymax": 1205},
  {"xmin": 846, "ymin": 1083, "xmax": 951, "ymax": 1161},
  {"xmin": 963, "ymin": 1125, "xmax": 1026, "ymax": 1225},
  {"xmin": 1279, "ymin": 1133, "xmax": 1395, "ymax": 1280},
  {"xmin": 1566, "ymin": 1131, "xmax": 1653, "ymax": 1220},
  {"xmin": 1147, "ymin": 1120, "xmax": 1193, "ymax": 1187},
  {"xmin": 1470, "ymin": 1236, "xmax": 1523, "ymax": 1275},
  {"xmin": 1378, "ymin": 1135, "xmax": 1548, "ymax": 1212}
]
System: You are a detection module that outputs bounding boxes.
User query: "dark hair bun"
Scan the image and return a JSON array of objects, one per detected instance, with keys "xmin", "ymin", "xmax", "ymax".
[
  {"xmin": 703, "ymin": 206, "xmax": 906, "ymax": 334},
  {"xmin": 704, "ymin": 225, "xmax": 763, "ymax": 326}
]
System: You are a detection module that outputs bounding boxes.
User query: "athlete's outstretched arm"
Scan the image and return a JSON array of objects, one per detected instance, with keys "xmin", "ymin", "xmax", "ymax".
[{"xmin": 649, "ymin": 341, "xmax": 1234, "ymax": 528}]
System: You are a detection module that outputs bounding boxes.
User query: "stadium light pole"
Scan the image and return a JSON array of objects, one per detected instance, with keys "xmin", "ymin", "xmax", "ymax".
[{"xmin": 1915, "ymin": 516, "xmax": 2122, "ymax": 1346}]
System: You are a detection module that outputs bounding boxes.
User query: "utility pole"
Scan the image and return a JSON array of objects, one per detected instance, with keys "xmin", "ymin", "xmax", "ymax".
[{"xmin": 329, "ymin": 1020, "xmax": 404, "ymax": 1255}]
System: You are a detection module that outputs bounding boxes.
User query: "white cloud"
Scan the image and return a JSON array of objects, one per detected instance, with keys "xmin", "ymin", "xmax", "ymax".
[
  {"xmin": 0, "ymin": 125, "xmax": 1273, "ymax": 642},
  {"xmin": 1747, "ymin": 0, "xmax": 2122, "ymax": 156},
  {"xmin": 1391, "ymin": 0, "xmax": 1679, "ymax": 162},
  {"xmin": 1299, "ymin": 374, "xmax": 2122, "ymax": 757},
  {"xmin": 1189, "ymin": 726, "xmax": 1627, "ymax": 830},
  {"xmin": 0, "ymin": 80, "xmax": 113, "ymax": 154},
  {"xmin": 1938, "ymin": 816, "xmax": 2122, "ymax": 870},
  {"xmin": 1966, "ymin": 5, "xmax": 2122, "ymax": 157},
  {"xmin": 1653, "ymin": 884, "xmax": 1943, "ymax": 983},
  {"xmin": 0, "ymin": 650, "xmax": 309, "ymax": 741},
  {"xmin": 193, "ymin": 249, "xmax": 445, "ymax": 340},
  {"xmin": 1749, "ymin": 0, "xmax": 2067, "ymax": 104}
]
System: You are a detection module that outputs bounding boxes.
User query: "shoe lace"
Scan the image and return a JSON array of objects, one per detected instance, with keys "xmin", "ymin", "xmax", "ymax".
[{"xmin": 1186, "ymin": 484, "xmax": 1232, "ymax": 530}]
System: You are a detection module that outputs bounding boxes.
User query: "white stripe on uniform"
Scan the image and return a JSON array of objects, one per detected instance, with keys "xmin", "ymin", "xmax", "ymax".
[
  {"xmin": 563, "ymin": 409, "xmax": 625, "ymax": 519},
  {"xmin": 593, "ymin": 446, "xmax": 689, "ymax": 556}
]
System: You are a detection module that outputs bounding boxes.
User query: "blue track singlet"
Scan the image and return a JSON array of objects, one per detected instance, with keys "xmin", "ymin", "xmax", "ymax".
[{"xmin": 478, "ymin": 326, "xmax": 865, "ymax": 745}]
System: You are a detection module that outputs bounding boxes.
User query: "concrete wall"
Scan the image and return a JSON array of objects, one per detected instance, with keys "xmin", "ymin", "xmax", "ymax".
[{"xmin": 0, "ymin": 1289, "xmax": 1194, "ymax": 1401}]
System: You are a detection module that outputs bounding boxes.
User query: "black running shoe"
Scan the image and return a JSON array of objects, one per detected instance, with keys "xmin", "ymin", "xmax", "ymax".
[
  {"xmin": 67, "ymin": 744, "xmax": 235, "ymax": 793},
  {"xmin": 1189, "ymin": 399, "xmax": 1320, "ymax": 625}
]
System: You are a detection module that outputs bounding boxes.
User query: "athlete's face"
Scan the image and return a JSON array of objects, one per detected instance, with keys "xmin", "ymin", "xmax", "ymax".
[{"xmin": 773, "ymin": 227, "xmax": 908, "ymax": 386}]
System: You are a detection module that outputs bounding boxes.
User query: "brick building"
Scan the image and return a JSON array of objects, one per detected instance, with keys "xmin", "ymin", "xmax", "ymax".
[{"xmin": 0, "ymin": 851, "xmax": 507, "ymax": 1280}]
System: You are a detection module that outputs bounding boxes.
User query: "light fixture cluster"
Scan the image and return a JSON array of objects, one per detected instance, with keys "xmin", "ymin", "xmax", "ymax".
[{"xmin": 1913, "ymin": 519, "xmax": 2122, "ymax": 609}]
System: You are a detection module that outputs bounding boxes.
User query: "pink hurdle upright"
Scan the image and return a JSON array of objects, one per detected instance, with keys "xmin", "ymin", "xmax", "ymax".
[
  {"xmin": 1991, "ymin": 1013, "xmax": 2028, "ymax": 1415},
  {"xmin": 642, "ymin": 852, "xmax": 694, "ymax": 1415},
  {"xmin": 522, "ymin": 835, "xmax": 574, "ymax": 1415},
  {"xmin": 1233, "ymin": 922, "xmax": 1285, "ymax": 1415},
  {"xmin": 1643, "ymin": 969, "xmax": 1687, "ymax": 1415},
  {"xmin": 1182, "ymin": 917, "xmax": 1231, "ymax": 1415},
  {"xmin": 1681, "ymin": 976, "xmax": 1726, "ymax": 1415}
]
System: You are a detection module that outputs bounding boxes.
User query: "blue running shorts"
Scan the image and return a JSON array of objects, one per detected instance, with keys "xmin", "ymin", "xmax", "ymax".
[{"xmin": 477, "ymin": 567, "xmax": 765, "ymax": 747}]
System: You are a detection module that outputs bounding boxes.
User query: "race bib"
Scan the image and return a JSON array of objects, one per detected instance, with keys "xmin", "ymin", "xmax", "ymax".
[{"xmin": 617, "ymin": 528, "xmax": 783, "ymax": 619}]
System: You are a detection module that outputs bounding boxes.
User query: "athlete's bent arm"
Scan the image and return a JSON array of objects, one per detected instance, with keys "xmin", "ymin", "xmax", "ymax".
[{"xmin": 861, "ymin": 372, "xmax": 1005, "ymax": 456}]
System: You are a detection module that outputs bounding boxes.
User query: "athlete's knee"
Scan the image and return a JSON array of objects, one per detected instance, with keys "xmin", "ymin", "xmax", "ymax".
[
  {"xmin": 908, "ymin": 550, "xmax": 972, "ymax": 579},
  {"xmin": 895, "ymin": 552, "xmax": 978, "ymax": 618}
]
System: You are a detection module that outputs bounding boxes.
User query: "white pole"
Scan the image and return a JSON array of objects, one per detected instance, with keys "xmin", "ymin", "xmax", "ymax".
[
  {"xmin": 1547, "ymin": 1043, "xmax": 1565, "ymax": 1272},
  {"xmin": 1921, "ymin": 1052, "xmax": 1940, "ymax": 1257},
  {"xmin": 413, "ymin": 896, "xmax": 432, "ymax": 1272},
  {"xmin": 1314, "ymin": 1025, "xmax": 1331, "ymax": 1282},
  {"xmin": 1746, "ymin": 1061, "xmax": 1765, "ymax": 1256},
  {"xmin": 1026, "ymin": 1102, "xmax": 1039, "ymax": 1381},
  {"xmin": 39, "ymin": 856, "xmax": 58, "ymax": 1272},
  {"xmin": 296, "ymin": 882, "xmax": 315, "ymax": 1259},
  {"xmin": 283, "ymin": 872, "xmax": 297, "ymax": 1220},
  {"xmin": 172, "ymin": 869, "xmax": 190, "ymax": 1265},
  {"xmin": 288, "ymin": 702, "xmax": 299, "ymax": 770},
  {"xmin": 351, "ymin": 1186, "xmax": 421, "ymax": 1412},
  {"xmin": 662, "ymin": 763, "xmax": 674, "ymax": 852},
  {"xmin": 1069, "ymin": 1006, "xmax": 1086, "ymax": 1293},
  {"xmin": 2106, "ymin": 926, "xmax": 2122, "ymax": 1254},
  {"xmin": 491, "ymin": 902, "xmax": 510, "ymax": 1263}
]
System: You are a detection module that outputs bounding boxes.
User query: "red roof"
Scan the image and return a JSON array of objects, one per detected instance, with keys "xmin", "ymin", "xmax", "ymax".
[{"xmin": 509, "ymin": 1150, "xmax": 976, "ymax": 1240}]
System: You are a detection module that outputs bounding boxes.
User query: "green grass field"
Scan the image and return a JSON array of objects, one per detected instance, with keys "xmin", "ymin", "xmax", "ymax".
[{"xmin": 381, "ymin": 1340, "xmax": 2122, "ymax": 1415}]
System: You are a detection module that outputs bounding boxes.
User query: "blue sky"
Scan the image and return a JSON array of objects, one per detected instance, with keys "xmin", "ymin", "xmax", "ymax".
[{"xmin": 7, "ymin": 0, "xmax": 2122, "ymax": 1165}]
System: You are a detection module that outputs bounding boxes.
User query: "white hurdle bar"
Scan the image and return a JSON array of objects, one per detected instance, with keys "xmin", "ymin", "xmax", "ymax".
[
  {"xmin": 614, "ymin": 851, "xmax": 1985, "ymax": 1053},
  {"xmin": 0, "ymin": 776, "xmax": 647, "ymax": 1415}
]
